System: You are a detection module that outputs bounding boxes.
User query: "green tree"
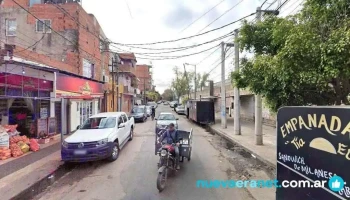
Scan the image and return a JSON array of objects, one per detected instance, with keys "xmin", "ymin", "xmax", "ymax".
[
  {"xmin": 162, "ymin": 89, "xmax": 174, "ymax": 101},
  {"xmin": 231, "ymin": 0, "xmax": 350, "ymax": 112},
  {"xmin": 171, "ymin": 66, "xmax": 194, "ymax": 99},
  {"xmin": 200, "ymin": 73, "xmax": 209, "ymax": 91}
]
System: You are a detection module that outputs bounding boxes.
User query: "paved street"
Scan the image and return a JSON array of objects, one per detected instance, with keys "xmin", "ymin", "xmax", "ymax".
[{"xmin": 33, "ymin": 105, "xmax": 274, "ymax": 200}]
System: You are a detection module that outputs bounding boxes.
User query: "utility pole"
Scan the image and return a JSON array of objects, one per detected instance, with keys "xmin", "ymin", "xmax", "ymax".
[
  {"xmin": 111, "ymin": 57, "xmax": 115, "ymax": 111},
  {"xmin": 220, "ymin": 42, "xmax": 226, "ymax": 128},
  {"xmin": 254, "ymin": 7, "xmax": 279, "ymax": 145},
  {"xmin": 183, "ymin": 64, "xmax": 190, "ymax": 99},
  {"xmin": 255, "ymin": 7, "xmax": 263, "ymax": 145},
  {"xmin": 220, "ymin": 42, "xmax": 234, "ymax": 129},
  {"xmin": 233, "ymin": 29, "xmax": 241, "ymax": 135},
  {"xmin": 194, "ymin": 65, "xmax": 197, "ymax": 100},
  {"xmin": 116, "ymin": 61, "xmax": 119, "ymax": 111}
]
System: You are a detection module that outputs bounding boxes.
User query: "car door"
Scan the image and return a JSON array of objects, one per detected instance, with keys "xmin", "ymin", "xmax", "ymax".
[
  {"xmin": 117, "ymin": 116, "xmax": 127, "ymax": 144},
  {"xmin": 121, "ymin": 114, "xmax": 129, "ymax": 142}
]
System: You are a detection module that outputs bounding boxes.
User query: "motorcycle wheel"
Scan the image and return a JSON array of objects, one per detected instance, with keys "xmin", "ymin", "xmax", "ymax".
[{"xmin": 157, "ymin": 169, "xmax": 167, "ymax": 192}]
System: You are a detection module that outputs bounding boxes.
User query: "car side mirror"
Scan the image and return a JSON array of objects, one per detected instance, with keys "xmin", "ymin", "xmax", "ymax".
[
  {"xmin": 118, "ymin": 123, "xmax": 125, "ymax": 128},
  {"xmin": 76, "ymin": 125, "xmax": 80, "ymax": 130}
]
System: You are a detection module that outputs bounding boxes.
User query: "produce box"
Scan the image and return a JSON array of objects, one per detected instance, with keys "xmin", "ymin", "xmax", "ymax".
[{"xmin": 38, "ymin": 138, "xmax": 50, "ymax": 144}]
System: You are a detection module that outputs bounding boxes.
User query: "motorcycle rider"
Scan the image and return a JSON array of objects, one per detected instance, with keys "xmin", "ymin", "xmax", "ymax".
[{"xmin": 160, "ymin": 123, "xmax": 180, "ymax": 170}]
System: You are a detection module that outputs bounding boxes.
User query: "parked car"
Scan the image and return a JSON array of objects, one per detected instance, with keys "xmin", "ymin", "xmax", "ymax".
[
  {"xmin": 163, "ymin": 101, "xmax": 169, "ymax": 105},
  {"xmin": 175, "ymin": 104, "xmax": 185, "ymax": 115},
  {"xmin": 155, "ymin": 112, "xmax": 179, "ymax": 133},
  {"xmin": 130, "ymin": 106, "xmax": 147, "ymax": 122},
  {"xmin": 157, "ymin": 101, "xmax": 162, "ymax": 104},
  {"xmin": 169, "ymin": 101, "xmax": 178, "ymax": 108},
  {"xmin": 61, "ymin": 112, "xmax": 134, "ymax": 162},
  {"xmin": 147, "ymin": 101, "xmax": 157, "ymax": 108},
  {"xmin": 146, "ymin": 106, "xmax": 152, "ymax": 117}
]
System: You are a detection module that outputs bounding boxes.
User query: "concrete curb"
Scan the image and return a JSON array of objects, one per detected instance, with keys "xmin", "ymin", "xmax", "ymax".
[{"xmin": 207, "ymin": 125, "xmax": 276, "ymax": 170}]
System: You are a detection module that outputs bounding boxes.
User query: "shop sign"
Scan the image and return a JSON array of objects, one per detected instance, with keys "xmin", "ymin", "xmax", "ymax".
[
  {"xmin": 0, "ymin": 73, "xmax": 53, "ymax": 91},
  {"xmin": 48, "ymin": 117, "xmax": 56, "ymax": 136},
  {"xmin": 37, "ymin": 118, "xmax": 48, "ymax": 138},
  {"xmin": 56, "ymin": 74, "xmax": 103, "ymax": 95},
  {"xmin": 277, "ymin": 107, "xmax": 350, "ymax": 200},
  {"xmin": 0, "ymin": 88, "xmax": 50, "ymax": 98}
]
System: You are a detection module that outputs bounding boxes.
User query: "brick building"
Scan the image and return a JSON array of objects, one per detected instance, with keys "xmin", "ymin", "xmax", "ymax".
[
  {"xmin": 135, "ymin": 64, "xmax": 152, "ymax": 103},
  {"xmin": 0, "ymin": 0, "xmax": 113, "ymax": 134},
  {"xmin": 110, "ymin": 53, "xmax": 137, "ymax": 113}
]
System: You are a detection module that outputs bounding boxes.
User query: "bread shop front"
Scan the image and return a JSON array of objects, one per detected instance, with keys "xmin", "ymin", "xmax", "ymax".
[{"xmin": 56, "ymin": 73, "xmax": 104, "ymax": 133}]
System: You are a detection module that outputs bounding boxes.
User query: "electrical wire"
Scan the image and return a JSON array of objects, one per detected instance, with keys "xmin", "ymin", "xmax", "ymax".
[
  {"xmin": 196, "ymin": 0, "xmax": 244, "ymax": 34},
  {"xmin": 109, "ymin": 32, "xmax": 234, "ymax": 55},
  {"xmin": 111, "ymin": 12, "xmax": 256, "ymax": 46},
  {"xmin": 178, "ymin": 0, "xmax": 227, "ymax": 34},
  {"xmin": 13, "ymin": 34, "xmax": 45, "ymax": 53}
]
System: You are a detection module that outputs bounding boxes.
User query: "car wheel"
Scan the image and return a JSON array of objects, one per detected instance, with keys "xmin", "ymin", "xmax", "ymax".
[
  {"xmin": 107, "ymin": 142, "xmax": 119, "ymax": 162},
  {"xmin": 128, "ymin": 127, "xmax": 133, "ymax": 141}
]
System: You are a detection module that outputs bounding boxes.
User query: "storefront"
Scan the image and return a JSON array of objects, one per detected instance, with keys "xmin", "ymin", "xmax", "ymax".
[
  {"xmin": 56, "ymin": 73, "xmax": 104, "ymax": 133},
  {"xmin": 0, "ymin": 61, "xmax": 56, "ymax": 139}
]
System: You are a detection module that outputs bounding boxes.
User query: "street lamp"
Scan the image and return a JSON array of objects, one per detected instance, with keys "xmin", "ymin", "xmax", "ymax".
[{"xmin": 184, "ymin": 63, "xmax": 197, "ymax": 100}]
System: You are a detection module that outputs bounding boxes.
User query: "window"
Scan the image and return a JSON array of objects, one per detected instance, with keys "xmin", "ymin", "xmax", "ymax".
[
  {"xmin": 122, "ymin": 114, "xmax": 128, "ymax": 122},
  {"xmin": 36, "ymin": 19, "xmax": 51, "ymax": 33},
  {"xmin": 80, "ymin": 117, "xmax": 116, "ymax": 129},
  {"xmin": 83, "ymin": 59, "xmax": 94, "ymax": 78},
  {"xmin": 5, "ymin": 19, "xmax": 16, "ymax": 36},
  {"xmin": 118, "ymin": 116, "xmax": 123, "ymax": 126}
]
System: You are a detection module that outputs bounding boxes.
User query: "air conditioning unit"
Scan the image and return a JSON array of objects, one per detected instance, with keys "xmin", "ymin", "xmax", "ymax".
[{"xmin": 102, "ymin": 75, "xmax": 109, "ymax": 83}]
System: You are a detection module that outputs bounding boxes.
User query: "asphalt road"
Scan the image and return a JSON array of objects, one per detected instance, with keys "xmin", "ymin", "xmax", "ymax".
[{"xmin": 33, "ymin": 105, "xmax": 271, "ymax": 200}]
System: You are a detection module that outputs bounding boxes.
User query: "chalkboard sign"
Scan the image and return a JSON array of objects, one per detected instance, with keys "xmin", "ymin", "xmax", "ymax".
[
  {"xmin": 37, "ymin": 118, "xmax": 48, "ymax": 138},
  {"xmin": 48, "ymin": 117, "xmax": 56, "ymax": 136},
  {"xmin": 277, "ymin": 107, "xmax": 350, "ymax": 200}
]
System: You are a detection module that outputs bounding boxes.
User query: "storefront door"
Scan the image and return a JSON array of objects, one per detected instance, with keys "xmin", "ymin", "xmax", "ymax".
[{"xmin": 79, "ymin": 101, "xmax": 93, "ymax": 125}]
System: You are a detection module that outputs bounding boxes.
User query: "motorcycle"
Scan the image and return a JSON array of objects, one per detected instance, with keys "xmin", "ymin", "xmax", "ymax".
[{"xmin": 156, "ymin": 142, "xmax": 179, "ymax": 192}]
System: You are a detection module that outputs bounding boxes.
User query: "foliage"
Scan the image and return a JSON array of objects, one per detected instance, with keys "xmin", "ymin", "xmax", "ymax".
[
  {"xmin": 181, "ymin": 96, "xmax": 189, "ymax": 105},
  {"xmin": 171, "ymin": 66, "xmax": 194, "ymax": 99},
  {"xmin": 200, "ymin": 73, "xmax": 209, "ymax": 91},
  {"xmin": 231, "ymin": 0, "xmax": 350, "ymax": 112},
  {"xmin": 161, "ymin": 89, "xmax": 174, "ymax": 101},
  {"xmin": 146, "ymin": 91, "xmax": 160, "ymax": 101}
]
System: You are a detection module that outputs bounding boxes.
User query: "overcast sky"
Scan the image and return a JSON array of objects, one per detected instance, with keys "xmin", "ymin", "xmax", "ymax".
[{"xmin": 83, "ymin": 0, "xmax": 303, "ymax": 93}]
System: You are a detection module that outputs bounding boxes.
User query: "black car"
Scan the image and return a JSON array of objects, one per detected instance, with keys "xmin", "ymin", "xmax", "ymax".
[{"xmin": 130, "ymin": 106, "xmax": 147, "ymax": 122}]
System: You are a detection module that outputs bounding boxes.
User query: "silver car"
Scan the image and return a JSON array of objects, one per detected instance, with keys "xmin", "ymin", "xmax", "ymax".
[
  {"xmin": 155, "ymin": 112, "xmax": 179, "ymax": 131},
  {"xmin": 175, "ymin": 105, "xmax": 185, "ymax": 114},
  {"xmin": 146, "ymin": 106, "xmax": 152, "ymax": 117}
]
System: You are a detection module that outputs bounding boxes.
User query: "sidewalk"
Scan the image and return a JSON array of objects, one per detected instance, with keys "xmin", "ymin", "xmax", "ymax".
[
  {"xmin": 209, "ymin": 116, "xmax": 277, "ymax": 168},
  {"xmin": 0, "ymin": 135, "xmax": 63, "ymax": 200}
]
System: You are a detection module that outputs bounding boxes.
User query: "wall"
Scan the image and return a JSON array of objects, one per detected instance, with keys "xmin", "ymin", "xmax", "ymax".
[{"xmin": 1, "ymin": 0, "xmax": 110, "ymax": 83}]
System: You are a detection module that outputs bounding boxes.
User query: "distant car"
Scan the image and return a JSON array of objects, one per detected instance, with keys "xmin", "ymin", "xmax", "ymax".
[
  {"xmin": 147, "ymin": 101, "xmax": 157, "ymax": 109},
  {"xmin": 163, "ymin": 101, "xmax": 169, "ymax": 105},
  {"xmin": 130, "ymin": 106, "xmax": 147, "ymax": 122},
  {"xmin": 61, "ymin": 112, "xmax": 134, "ymax": 163},
  {"xmin": 157, "ymin": 101, "xmax": 162, "ymax": 104},
  {"xmin": 155, "ymin": 112, "xmax": 179, "ymax": 132},
  {"xmin": 175, "ymin": 104, "xmax": 185, "ymax": 115},
  {"xmin": 146, "ymin": 106, "xmax": 152, "ymax": 117},
  {"xmin": 169, "ymin": 101, "xmax": 178, "ymax": 108}
]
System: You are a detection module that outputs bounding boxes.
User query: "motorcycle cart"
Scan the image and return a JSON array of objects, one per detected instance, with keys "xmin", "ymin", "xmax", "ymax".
[{"xmin": 155, "ymin": 128, "xmax": 193, "ymax": 161}]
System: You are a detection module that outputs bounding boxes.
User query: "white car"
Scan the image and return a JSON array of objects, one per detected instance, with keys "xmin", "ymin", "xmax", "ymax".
[
  {"xmin": 61, "ymin": 112, "xmax": 135, "ymax": 162},
  {"xmin": 175, "ymin": 104, "xmax": 185, "ymax": 114}
]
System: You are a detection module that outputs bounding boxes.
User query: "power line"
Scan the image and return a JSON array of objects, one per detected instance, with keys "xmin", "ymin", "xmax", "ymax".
[
  {"xmin": 196, "ymin": 36, "xmax": 233, "ymax": 65},
  {"xmin": 111, "ymin": 12, "xmax": 256, "ymax": 46},
  {"xmin": 178, "ymin": 0, "xmax": 226, "ymax": 34},
  {"xmin": 109, "ymin": 32, "xmax": 233, "ymax": 55},
  {"xmin": 117, "ymin": 43, "xmax": 221, "ymax": 60},
  {"xmin": 196, "ymin": 0, "xmax": 244, "ymax": 34}
]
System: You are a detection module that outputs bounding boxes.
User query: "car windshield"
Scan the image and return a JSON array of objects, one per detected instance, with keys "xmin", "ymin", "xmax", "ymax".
[
  {"xmin": 147, "ymin": 102, "xmax": 156, "ymax": 106},
  {"xmin": 80, "ymin": 117, "xmax": 116, "ymax": 129},
  {"xmin": 132, "ymin": 107, "xmax": 144, "ymax": 113},
  {"xmin": 178, "ymin": 106, "xmax": 184, "ymax": 109},
  {"xmin": 158, "ymin": 114, "xmax": 175, "ymax": 120}
]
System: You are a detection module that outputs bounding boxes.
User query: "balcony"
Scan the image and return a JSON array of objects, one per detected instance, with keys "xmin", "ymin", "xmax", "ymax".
[
  {"xmin": 109, "ymin": 64, "xmax": 136, "ymax": 77},
  {"xmin": 123, "ymin": 86, "xmax": 135, "ymax": 96}
]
